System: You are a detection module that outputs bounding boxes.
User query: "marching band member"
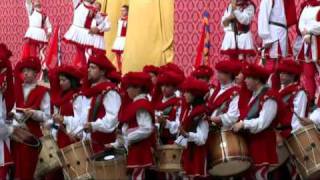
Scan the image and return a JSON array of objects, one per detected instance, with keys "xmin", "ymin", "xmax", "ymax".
[
  {"xmin": 232, "ymin": 64, "xmax": 279, "ymax": 180},
  {"xmin": 0, "ymin": 44, "xmax": 14, "ymax": 180},
  {"xmin": 258, "ymin": 0, "xmax": 297, "ymax": 69},
  {"xmin": 298, "ymin": 0, "xmax": 320, "ymax": 101},
  {"xmin": 175, "ymin": 77, "xmax": 209, "ymax": 178},
  {"xmin": 112, "ymin": 72, "xmax": 155, "ymax": 180},
  {"xmin": 82, "ymin": 54, "xmax": 122, "ymax": 153},
  {"xmin": 64, "ymin": 0, "xmax": 96, "ymax": 67},
  {"xmin": 90, "ymin": 1, "xmax": 111, "ymax": 56},
  {"xmin": 221, "ymin": 0, "xmax": 256, "ymax": 60},
  {"xmin": 208, "ymin": 60, "xmax": 241, "ymax": 129},
  {"xmin": 12, "ymin": 56, "xmax": 51, "ymax": 180},
  {"xmin": 23, "ymin": 0, "xmax": 52, "ymax": 60},
  {"xmin": 191, "ymin": 65, "xmax": 214, "ymax": 98},
  {"xmin": 154, "ymin": 71, "xmax": 184, "ymax": 145},
  {"xmin": 300, "ymin": 97, "xmax": 320, "ymax": 126}
]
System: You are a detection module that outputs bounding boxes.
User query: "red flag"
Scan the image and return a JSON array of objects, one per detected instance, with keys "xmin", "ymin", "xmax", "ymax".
[
  {"xmin": 194, "ymin": 26, "xmax": 205, "ymax": 67},
  {"xmin": 45, "ymin": 26, "xmax": 60, "ymax": 70}
]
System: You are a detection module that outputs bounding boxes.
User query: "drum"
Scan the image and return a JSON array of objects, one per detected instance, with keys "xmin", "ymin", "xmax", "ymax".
[
  {"xmin": 156, "ymin": 144, "xmax": 183, "ymax": 172},
  {"xmin": 34, "ymin": 135, "xmax": 62, "ymax": 178},
  {"xmin": 286, "ymin": 125, "xmax": 320, "ymax": 179},
  {"xmin": 208, "ymin": 130, "xmax": 252, "ymax": 177},
  {"xmin": 10, "ymin": 127, "xmax": 41, "ymax": 149},
  {"xmin": 91, "ymin": 149, "xmax": 128, "ymax": 180},
  {"xmin": 58, "ymin": 141, "xmax": 94, "ymax": 180},
  {"xmin": 269, "ymin": 144, "xmax": 290, "ymax": 172}
]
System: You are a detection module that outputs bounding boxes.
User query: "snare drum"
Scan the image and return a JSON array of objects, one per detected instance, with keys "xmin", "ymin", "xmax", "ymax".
[
  {"xmin": 91, "ymin": 149, "xmax": 127, "ymax": 180},
  {"xmin": 156, "ymin": 144, "xmax": 183, "ymax": 172},
  {"xmin": 208, "ymin": 130, "xmax": 252, "ymax": 177},
  {"xmin": 34, "ymin": 135, "xmax": 62, "ymax": 178},
  {"xmin": 58, "ymin": 141, "xmax": 94, "ymax": 180},
  {"xmin": 286, "ymin": 125, "xmax": 320, "ymax": 179}
]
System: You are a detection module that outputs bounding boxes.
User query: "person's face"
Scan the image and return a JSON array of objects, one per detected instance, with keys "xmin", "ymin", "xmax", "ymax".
[
  {"xmin": 33, "ymin": 0, "xmax": 42, "ymax": 9},
  {"xmin": 161, "ymin": 85, "xmax": 175, "ymax": 98},
  {"xmin": 280, "ymin": 73, "xmax": 294, "ymax": 86},
  {"xmin": 244, "ymin": 77, "xmax": 258, "ymax": 91},
  {"xmin": 149, "ymin": 73, "xmax": 157, "ymax": 85},
  {"xmin": 217, "ymin": 71, "xmax": 232, "ymax": 84},
  {"xmin": 184, "ymin": 92, "xmax": 194, "ymax": 104},
  {"xmin": 235, "ymin": 72, "xmax": 244, "ymax": 85},
  {"xmin": 22, "ymin": 68, "xmax": 37, "ymax": 84},
  {"xmin": 88, "ymin": 63, "xmax": 104, "ymax": 83},
  {"xmin": 94, "ymin": 2, "xmax": 101, "ymax": 11},
  {"xmin": 126, "ymin": 86, "xmax": 140, "ymax": 99},
  {"xmin": 120, "ymin": 7, "xmax": 128, "ymax": 17},
  {"xmin": 59, "ymin": 75, "xmax": 72, "ymax": 92}
]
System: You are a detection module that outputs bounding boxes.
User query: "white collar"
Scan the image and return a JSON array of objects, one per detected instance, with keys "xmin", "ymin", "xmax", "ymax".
[{"xmin": 133, "ymin": 93, "xmax": 148, "ymax": 102}]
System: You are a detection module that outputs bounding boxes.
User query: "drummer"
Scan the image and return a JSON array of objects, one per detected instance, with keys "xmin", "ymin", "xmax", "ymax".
[
  {"xmin": 110, "ymin": 72, "xmax": 155, "ymax": 180},
  {"xmin": 207, "ymin": 60, "xmax": 241, "ymax": 129},
  {"xmin": 11, "ymin": 56, "xmax": 51, "ymax": 179},
  {"xmin": 232, "ymin": 64, "xmax": 279, "ymax": 180},
  {"xmin": 0, "ymin": 43, "xmax": 15, "ymax": 180},
  {"xmin": 82, "ymin": 54, "xmax": 122, "ymax": 153},
  {"xmin": 175, "ymin": 77, "xmax": 209, "ymax": 178},
  {"xmin": 300, "ymin": 97, "xmax": 320, "ymax": 127}
]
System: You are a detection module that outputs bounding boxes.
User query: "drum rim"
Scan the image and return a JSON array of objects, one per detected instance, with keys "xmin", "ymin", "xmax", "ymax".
[
  {"xmin": 157, "ymin": 144, "xmax": 184, "ymax": 150},
  {"xmin": 61, "ymin": 140, "xmax": 91, "ymax": 152},
  {"xmin": 211, "ymin": 155, "xmax": 252, "ymax": 167},
  {"xmin": 288, "ymin": 125, "xmax": 318, "ymax": 139}
]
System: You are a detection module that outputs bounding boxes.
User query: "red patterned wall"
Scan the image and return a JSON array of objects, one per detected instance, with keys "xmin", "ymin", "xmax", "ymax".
[
  {"xmin": 174, "ymin": 0, "xmax": 304, "ymax": 75},
  {"xmin": 0, "ymin": 0, "xmax": 74, "ymax": 65}
]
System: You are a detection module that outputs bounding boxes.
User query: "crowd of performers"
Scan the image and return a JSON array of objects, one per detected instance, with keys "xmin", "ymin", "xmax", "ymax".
[{"xmin": 1, "ymin": 0, "xmax": 320, "ymax": 180}]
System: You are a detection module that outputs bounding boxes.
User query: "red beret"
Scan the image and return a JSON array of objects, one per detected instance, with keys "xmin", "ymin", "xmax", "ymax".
[
  {"xmin": 0, "ymin": 43, "xmax": 12, "ymax": 61},
  {"xmin": 143, "ymin": 65, "xmax": 160, "ymax": 75},
  {"xmin": 277, "ymin": 60, "xmax": 302, "ymax": 75},
  {"xmin": 16, "ymin": 56, "xmax": 41, "ymax": 73},
  {"xmin": 215, "ymin": 60, "xmax": 241, "ymax": 75},
  {"xmin": 157, "ymin": 71, "xmax": 184, "ymax": 87},
  {"xmin": 160, "ymin": 63, "xmax": 185, "ymax": 78},
  {"xmin": 88, "ymin": 55, "xmax": 115, "ymax": 72},
  {"xmin": 122, "ymin": 72, "xmax": 152, "ymax": 92},
  {"xmin": 56, "ymin": 65, "xmax": 83, "ymax": 80},
  {"xmin": 242, "ymin": 64, "xmax": 270, "ymax": 81},
  {"xmin": 191, "ymin": 65, "xmax": 213, "ymax": 78},
  {"xmin": 107, "ymin": 71, "xmax": 122, "ymax": 84},
  {"xmin": 180, "ymin": 77, "xmax": 209, "ymax": 98}
]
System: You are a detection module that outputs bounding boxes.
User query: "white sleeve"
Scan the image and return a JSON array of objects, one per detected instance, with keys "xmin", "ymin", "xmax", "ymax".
[
  {"xmin": 243, "ymin": 99, "xmax": 277, "ymax": 134},
  {"xmin": 45, "ymin": 17, "xmax": 52, "ymax": 34},
  {"xmin": 73, "ymin": 0, "xmax": 81, "ymax": 9},
  {"xmin": 187, "ymin": 120, "xmax": 209, "ymax": 146},
  {"xmin": 26, "ymin": 0, "xmax": 33, "ymax": 15},
  {"xmin": 63, "ymin": 96, "xmax": 84, "ymax": 133},
  {"xmin": 220, "ymin": 95, "xmax": 240, "ymax": 127},
  {"xmin": 31, "ymin": 92, "xmax": 51, "ymax": 122},
  {"xmin": 298, "ymin": 7, "xmax": 309, "ymax": 33},
  {"xmin": 310, "ymin": 108, "xmax": 320, "ymax": 125},
  {"xmin": 234, "ymin": 5, "xmax": 255, "ymax": 25},
  {"xmin": 221, "ymin": 5, "xmax": 231, "ymax": 28},
  {"xmin": 164, "ymin": 106, "xmax": 181, "ymax": 135},
  {"xmin": 305, "ymin": 20, "xmax": 320, "ymax": 35},
  {"xmin": 127, "ymin": 109, "xmax": 153, "ymax": 145},
  {"xmin": 98, "ymin": 16, "xmax": 111, "ymax": 32},
  {"xmin": 91, "ymin": 91, "xmax": 121, "ymax": 133},
  {"xmin": 258, "ymin": 0, "xmax": 275, "ymax": 44},
  {"xmin": 292, "ymin": 91, "xmax": 308, "ymax": 125}
]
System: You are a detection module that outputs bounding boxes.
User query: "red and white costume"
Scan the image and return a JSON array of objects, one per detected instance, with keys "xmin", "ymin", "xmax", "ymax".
[
  {"xmin": 112, "ymin": 17, "xmax": 128, "ymax": 55},
  {"xmin": 258, "ymin": 0, "xmax": 297, "ymax": 59},
  {"xmin": 12, "ymin": 57, "xmax": 51, "ymax": 180},
  {"xmin": 221, "ymin": 0, "xmax": 256, "ymax": 59},
  {"xmin": 90, "ymin": 12, "xmax": 111, "ymax": 55},
  {"xmin": 175, "ymin": 77, "xmax": 209, "ymax": 178},
  {"xmin": 310, "ymin": 98, "xmax": 320, "ymax": 125},
  {"xmin": 81, "ymin": 55, "xmax": 121, "ymax": 153}
]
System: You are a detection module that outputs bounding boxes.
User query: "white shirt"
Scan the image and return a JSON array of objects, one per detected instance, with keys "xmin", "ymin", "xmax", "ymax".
[
  {"xmin": 243, "ymin": 87, "xmax": 278, "ymax": 134},
  {"xmin": 26, "ymin": 0, "xmax": 52, "ymax": 32},
  {"xmin": 92, "ymin": 13, "xmax": 111, "ymax": 33},
  {"xmin": 288, "ymin": 90, "xmax": 308, "ymax": 132},
  {"xmin": 310, "ymin": 108, "xmax": 320, "ymax": 125}
]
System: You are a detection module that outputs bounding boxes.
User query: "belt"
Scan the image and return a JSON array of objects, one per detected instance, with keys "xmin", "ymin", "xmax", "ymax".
[{"xmin": 269, "ymin": 21, "xmax": 287, "ymax": 29}]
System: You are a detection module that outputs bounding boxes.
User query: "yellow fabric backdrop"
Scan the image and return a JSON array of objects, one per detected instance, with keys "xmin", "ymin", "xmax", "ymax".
[{"xmin": 98, "ymin": 0, "xmax": 174, "ymax": 73}]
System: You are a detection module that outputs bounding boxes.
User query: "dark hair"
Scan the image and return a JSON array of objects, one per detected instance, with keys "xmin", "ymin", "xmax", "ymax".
[
  {"xmin": 122, "ymin": 5, "xmax": 129, "ymax": 11},
  {"xmin": 59, "ymin": 73, "xmax": 81, "ymax": 90},
  {"xmin": 191, "ymin": 96, "xmax": 205, "ymax": 106}
]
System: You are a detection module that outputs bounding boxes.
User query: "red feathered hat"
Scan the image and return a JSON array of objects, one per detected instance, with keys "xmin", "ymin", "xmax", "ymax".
[
  {"xmin": 56, "ymin": 65, "xmax": 83, "ymax": 80},
  {"xmin": 277, "ymin": 59, "xmax": 302, "ymax": 75},
  {"xmin": 88, "ymin": 54, "xmax": 116, "ymax": 72},
  {"xmin": 242, "ymin": 64, "xmax": 270, "ymax": 82},
  {"xmin": 160, "ymin": 63, "xmax": 185, "ymax": 78},
  {"xmin": 143, "ymin": 65, "xmax": 160, "ymax": 75},
  {"xmin": 107, "ymin": 71, "xmax": 122, "ymax": 84},
  {"xmin": 215, "ymin": 60, "xmax": 241, "ymax": 75},
  {"xmin": 157, "ymin": 71, "xmax": 184, "ymax": 87},
  {"xmin": 122, "ymin": 72, "xmax": 152, "ymax": 92},
  {"xmin": 16, "ymin": 56, "xmax": 41, "ymax": 73},
  {"xmin": 180, "ymin": 77, "xmax": 209, "ymax": 98},
  {"xmin": 191, "ymin": 65, "xmax": 213, "ymax": 79}
]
